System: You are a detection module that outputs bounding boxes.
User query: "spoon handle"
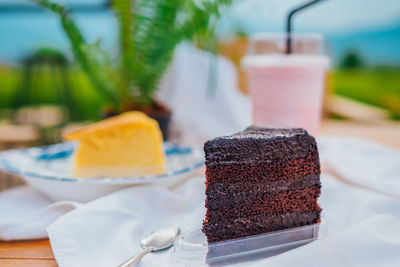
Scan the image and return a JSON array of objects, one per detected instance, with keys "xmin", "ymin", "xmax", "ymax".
[{"xmin": 118, "ymin": 247, "xmax": 155, "ymax": 267}]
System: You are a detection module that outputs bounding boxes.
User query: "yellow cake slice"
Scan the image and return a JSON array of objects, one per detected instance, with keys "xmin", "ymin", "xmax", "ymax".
[{"xmin": 64, "ymin": 111, "xmax": 165, "ymax": 178}]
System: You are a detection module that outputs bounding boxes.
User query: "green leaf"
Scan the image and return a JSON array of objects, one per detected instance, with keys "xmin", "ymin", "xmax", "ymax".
[
  {"xmin": 31, "ymin": 0, "xmax": 233, "ymax": 108},
  {"xmin": 112, "ymin": 0, "xmax": 135, "ymax": 88},
  {"xmin": 32, "ymin": 0, "xmax": 120, "ymax": 107}
]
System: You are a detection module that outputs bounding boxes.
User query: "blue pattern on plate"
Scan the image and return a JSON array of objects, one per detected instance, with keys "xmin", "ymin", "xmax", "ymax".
[
  {"xmin": 36, "ymin": 142, "xmax": 75, "ymax": 160},
  {"xmin": 0, "ymin": 142, "xmax": 204, "ymax": 182}
]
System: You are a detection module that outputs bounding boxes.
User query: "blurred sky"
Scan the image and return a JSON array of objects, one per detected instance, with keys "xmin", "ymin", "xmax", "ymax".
[
  {"xmin": 0, "ymin": 0, "xmax": 399, "ymax": 66},
  {"xmin": 219, "ymin": 0, "xmax": 400, "ymax": 34}
]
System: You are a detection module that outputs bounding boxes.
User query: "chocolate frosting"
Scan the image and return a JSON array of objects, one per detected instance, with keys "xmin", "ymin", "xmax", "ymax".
[
  {"xmin": 206, "ymin": 174, "xmax": 320, "ymax": 197},
  {"xmin": 206, "ymin": 151, "xmax": 320, "ymax": 183},
  {"xmin": 204, "ymin": 127, "xmax": 318, "ymax": 165},
  {"xmin": 203, "ymin": 211, "xmax": 320, "ymax": 243},
  {"xmin": 206, "ymin": 185, "xmax": 321, "ymax": 221}
]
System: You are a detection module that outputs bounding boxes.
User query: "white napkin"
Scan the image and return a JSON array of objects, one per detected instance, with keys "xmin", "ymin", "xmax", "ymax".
[
  {"xmin": 319, "ymin": 136, "xmax": 400, "ymax": 200},
  {"xmin": 48, "ymin": 175, "xmax": 400, "ymax": 267},
  {"xmin": 0, "ymin": 186, "xmax": 80, "ymax": 241},
  {"xmin": 48, "ymin": 178, "xmax": 205, "ymax": 267}
]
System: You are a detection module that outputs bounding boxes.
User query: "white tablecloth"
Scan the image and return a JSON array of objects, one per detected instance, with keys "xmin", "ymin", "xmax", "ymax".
[{"xmin": 1, "ymin": 136, "xmax": 400, "ymax": 267}]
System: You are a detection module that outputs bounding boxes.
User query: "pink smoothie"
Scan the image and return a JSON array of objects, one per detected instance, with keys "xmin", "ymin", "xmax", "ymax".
[{"xmin": 243, "ymin": 55, "xmax": 329, "ymax": 135}]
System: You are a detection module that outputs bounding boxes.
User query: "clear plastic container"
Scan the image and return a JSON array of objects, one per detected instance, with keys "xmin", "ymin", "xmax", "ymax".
[
  {"xmin": 242, "ymin": 33, "xmax": 330, "ymax": 136},
  {"xmin": 171, "ymin": 221, "xmax": 326, "ymax": 265}
]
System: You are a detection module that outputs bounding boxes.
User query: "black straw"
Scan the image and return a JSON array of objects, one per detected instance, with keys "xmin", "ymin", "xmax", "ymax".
[{"xmin": 286, "ymin": 0, "xmax": 325, "ymax": 54}]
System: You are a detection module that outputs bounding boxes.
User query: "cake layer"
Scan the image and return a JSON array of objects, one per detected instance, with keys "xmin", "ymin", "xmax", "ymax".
[
  {"xmin": 206, "ymin": 174, "xmax": 320, "ymax": 198},
  {"xmin": 204, "ymin": 128, "xmax": 318, "ymax": 166},
  {"xmin": 203, "ymin": 211, "xmax": 320, "ymax": 243},
  {"xmin": 206, "ymin": 185, "xmax": 321, "ymax": 222},
  {"xmin": 206, "ymin": 152, "xmax": 320, "ymax": 183},
  {"xmin": 64, "ymin": 111, "xmax": 165, "ymax": 178},
  {"xmin": 73, "ymin": 165, "xmax": 165, "ymax": 178}
]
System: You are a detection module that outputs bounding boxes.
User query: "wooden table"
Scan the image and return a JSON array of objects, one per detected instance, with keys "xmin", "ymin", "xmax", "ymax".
[
  {"xmin": 1, "ymin": 119, "xmax": 399, "ymax": 267},
  {"xmin": 0, "ymin": 240, "xmax": 56, "ymax": 266},
  {"xmin": 320, "ymin": 120, "xmax": 400, "ymax": 149}
]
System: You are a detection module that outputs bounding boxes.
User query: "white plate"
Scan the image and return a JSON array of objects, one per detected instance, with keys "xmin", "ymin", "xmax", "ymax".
[{"xmin": 0, "ymin": 142, "xmax": 204, "ymax": 202}]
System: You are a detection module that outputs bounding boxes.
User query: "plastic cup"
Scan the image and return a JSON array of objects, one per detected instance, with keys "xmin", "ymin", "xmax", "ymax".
[{"xmin": 242, "ymin": 34, "xmax": 330, "ymax": 135}]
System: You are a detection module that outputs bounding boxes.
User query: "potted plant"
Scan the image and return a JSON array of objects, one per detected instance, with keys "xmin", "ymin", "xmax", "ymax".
[{"xmin": 31, "ymin": 0, "xmax": 232, "ymax": 139}]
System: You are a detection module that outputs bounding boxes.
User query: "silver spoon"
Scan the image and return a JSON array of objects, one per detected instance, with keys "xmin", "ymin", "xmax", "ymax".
[{"xmin": 118, "ymin": 225, "xmax": 180, "ymax": 267}]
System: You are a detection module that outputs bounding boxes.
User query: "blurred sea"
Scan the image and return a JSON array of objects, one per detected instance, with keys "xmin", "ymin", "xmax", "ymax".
[{"xmin": 0, "ymin": 10, "xmax": 399, "ymax": 66}]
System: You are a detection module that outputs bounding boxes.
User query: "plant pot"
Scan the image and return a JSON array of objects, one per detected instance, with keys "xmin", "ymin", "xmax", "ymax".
[
  {"xmin": 102, "ymin": 102, "xmax": 172, "ymax": 141},
  {"xmin": 144, "ymin": 108, "xmax": 171, "ymax": 141}
]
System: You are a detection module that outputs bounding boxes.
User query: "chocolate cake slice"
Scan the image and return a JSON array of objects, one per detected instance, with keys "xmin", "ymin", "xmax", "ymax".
[{"xmin": 202, "ymin": 127, "xmax": 321, "ymax": 243}]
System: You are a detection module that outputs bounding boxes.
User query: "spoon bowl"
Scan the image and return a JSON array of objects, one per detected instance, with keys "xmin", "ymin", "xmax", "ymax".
[
  {"xmin": 141, "ymin": 225, "xmax": 181, "ymax": 251},
  {"xmin": 119, "ymin": 225, "xmax": 180, "ymax": 267}
]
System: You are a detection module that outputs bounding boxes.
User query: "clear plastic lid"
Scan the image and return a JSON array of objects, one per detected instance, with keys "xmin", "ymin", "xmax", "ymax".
[
  {"xmin": 247, "ymin": 33, "xmax": 325, "ymax": 56},
  {"xmin": 171, "ymin": 221, "xmax": 326, "ymax": 265},
  {"xmin": 242, "ymin": 54, "xmax": 330, "ymax": 69},
  {"xmin": 241, "ymin": 32, "xmax": 331, "ymax": 70}
]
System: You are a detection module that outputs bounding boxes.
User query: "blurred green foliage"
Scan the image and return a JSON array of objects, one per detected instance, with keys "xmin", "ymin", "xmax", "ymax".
[
  {"xmin": 0, "ymin": 66, "xmax": 107, "ymax": 121},
  {"xmin": 339, "ymin": 51, "xmax": 365, "ymax": 69},
  {"xmin": 31, "ymin": 0, "xmax": 232, "ymax": 111},
  {"xmin": 334, "ymin": 68, "xmax": 400, "ymax": 119},
  {"xmin": 2, "ymin": 66, "xmax": 399, "ymax": 121}
]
